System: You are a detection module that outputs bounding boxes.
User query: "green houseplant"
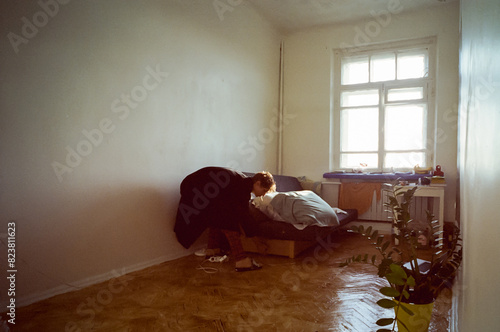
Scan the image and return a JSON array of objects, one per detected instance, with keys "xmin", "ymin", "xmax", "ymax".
[{"xmin": 340, "ymin": 183, "xmax": 462, "ymax": 332}]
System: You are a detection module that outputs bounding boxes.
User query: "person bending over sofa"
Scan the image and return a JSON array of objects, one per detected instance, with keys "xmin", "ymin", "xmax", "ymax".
[{"xmin": 174, "ymin": 166, "xmax": 275, "ymax": 272}]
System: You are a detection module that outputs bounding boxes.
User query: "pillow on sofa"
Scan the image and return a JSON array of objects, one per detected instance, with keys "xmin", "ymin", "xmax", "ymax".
[
  {"xmin": 297, "ymin": 176, "xmax": 322, "ymax": 195},
  {"xmin": 270, "ymin": 190, "xmax": 340, "ymax": 230}
]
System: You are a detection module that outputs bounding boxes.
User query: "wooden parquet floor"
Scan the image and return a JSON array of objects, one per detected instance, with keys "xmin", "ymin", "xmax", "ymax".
[{"xmin": 9, "ymin": 231, "xmax": 452, "ymax": 331}]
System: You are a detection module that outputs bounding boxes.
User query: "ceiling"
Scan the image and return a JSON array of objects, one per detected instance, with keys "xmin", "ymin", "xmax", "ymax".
[{"xmin": 247, "ymin": 0, "xmax": 457, "ymax": 34}]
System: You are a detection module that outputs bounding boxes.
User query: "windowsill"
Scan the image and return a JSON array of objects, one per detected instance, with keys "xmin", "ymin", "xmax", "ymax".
[{"xmin": 323, "ymin": 172, "xmax": 430, "ymax": 181}]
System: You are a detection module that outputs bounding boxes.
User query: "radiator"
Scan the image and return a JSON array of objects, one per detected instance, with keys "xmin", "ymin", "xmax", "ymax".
[
  {"xmin": 359, "ymin": 188, "xmax": 430, "ymax": 225},
  {"xmin": 321, "ymin": 182, "xmax": 430, "ymax": 224},
  {"xmin": 358, "ymin": 189, "xmax": 389, "ymax": 221}
]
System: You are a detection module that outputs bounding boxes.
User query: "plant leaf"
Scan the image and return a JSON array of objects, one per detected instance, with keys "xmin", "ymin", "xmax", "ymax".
[
  {"xmin": 387, "ymin": 250, "xmax": 394, "ymax": 259},
  {"xmin": 386, "ymin": 273, "xmax": 405, "ymax": 286},
  {"xmin": 377, "ymin": 299, "xmax": 397, "ymax": 308},
  {"xmin": 382, "ymin": 241, "xmax": 390, "ymax": 252},
  {"xmin": 376, "ymin": 318, "xmax": 394, "ymax": 326},
  {"xmin": 390, "ymin": 264, "xmax": 408, "ymax": 279},
  {"xmin": 380, "ymin": 287, "xmax": 400, "ymax": 298}
]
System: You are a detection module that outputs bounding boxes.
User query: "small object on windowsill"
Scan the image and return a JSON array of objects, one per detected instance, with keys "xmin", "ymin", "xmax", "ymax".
[
  {"xmin": 420, "ymin": 177, "xmax": 431, "ymax": 185},
  {"xmin": 353, "ymin": 163, "xmax": 368, "ymax": 173},
  {"xmin": 414, "ymin": 165, "xmax": 433, "ymax": 174},
  {"xmin": 434, "ymin": 165, "xmax": 444, "ymax": 176},
  {"xmin": 428, "ymin": 176, "xmax": 446, "ymax": 186}
]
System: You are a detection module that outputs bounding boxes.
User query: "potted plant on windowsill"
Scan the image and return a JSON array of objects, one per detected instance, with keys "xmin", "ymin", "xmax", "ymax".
[{"xmin": 340, "ymin": 183, "xmax": 462, "ymax": 332}]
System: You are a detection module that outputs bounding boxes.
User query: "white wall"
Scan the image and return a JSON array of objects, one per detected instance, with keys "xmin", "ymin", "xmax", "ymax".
[
  {"xmin": 282, "ymin": 2, "xmax": 460, "ymax": 222},
  {"xmin": 458, "ymin": 0, "xmax": 500, "ymax": 330},
  {"xmin": 0, "ymin": 0, "xmax": 281, "ymax": 307}
]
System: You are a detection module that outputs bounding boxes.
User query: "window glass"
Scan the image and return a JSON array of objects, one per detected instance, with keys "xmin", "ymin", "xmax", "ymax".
[
  {"xmin": 371, "ymin": 53, "xmax": 395, "ymax": 82},
  {"xmin": 387, "ymin": 87, "xmax": 424, "ymax": 102},
  {"xmin": 341, "ymin": 89, "xmax": 379, "ymax": 107},
  {"xmin": 341, "ymin": 108, "xmax": 379, "ymax": 151},
  {"xmin": 385, "ymin": 105, "xmax": 425, "ymax": 150},
  {"xmin": 397, "ymin": 51, "xmax": 428, "ymax": 79},
  {"xmin": 385, "ymin": 152, "xmax": 425, "ymax": 168},
  {"xmin": 341, "ymin": 56, "xmax": 368, "ymax": 85},
  {"xmin": 341, "ymin": 153, "xmax": 378, "ymax": 168}
]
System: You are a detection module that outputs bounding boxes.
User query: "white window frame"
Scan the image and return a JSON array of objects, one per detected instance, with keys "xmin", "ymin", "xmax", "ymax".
[{"xmin": 331, "ymin": 37, "xmax": 436, "ymax": 172}]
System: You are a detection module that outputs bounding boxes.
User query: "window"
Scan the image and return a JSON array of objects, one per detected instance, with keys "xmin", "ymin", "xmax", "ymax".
[{"xmin": 332, "ymin": 38, "xmax": 436, "ymax": 171}]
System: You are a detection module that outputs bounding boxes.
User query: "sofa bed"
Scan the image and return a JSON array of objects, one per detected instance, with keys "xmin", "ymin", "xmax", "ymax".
[{"xmin": 241, "ymin": 173, "xmax": 358, "ymax": 258}]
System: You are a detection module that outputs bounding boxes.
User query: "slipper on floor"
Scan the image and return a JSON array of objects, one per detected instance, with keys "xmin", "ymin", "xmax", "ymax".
[
  {"xmin": 235, "ymin": 259, "xmax": 262, "ymax": 272},
  {"xmin": 205, "ymin": 250, "xmax": 228, "ymax": 260},
  {"xmin": 194, "ymin": 248, "xmax": 207, "ymax": 257}
]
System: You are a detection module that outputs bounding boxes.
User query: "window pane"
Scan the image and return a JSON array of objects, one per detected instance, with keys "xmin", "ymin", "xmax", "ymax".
[
  {"xmin": 371, "ymin": 53, "xmax": 395, "ymax": 82},
  {"xmin": 397, "ymin": 51, "xmax": 428, "ymax": 79},
  {"xmin": 387, "ymin": 87, "xmax": 424, "ymax": 102},
  {"xmin": 341, "ymin": 153, "xmax": 378, "ymax": 169},
  {"xmin": 341, "ymin": 89, "xmax": 379, "ymax": 107},
  {"xmin": 385, "ymin": 152, "xmax": 425, "ymax": 168},
  {"xmin": 341, "ymin": 107, "xmax": 378, "ymax": 151},
  {"xmin": 341, "ymin": 56, "xmax": 369, "ymax": 85},
  {"xmin": 385, "ymin": 105, "xmax": 425, "ymax": 150}
]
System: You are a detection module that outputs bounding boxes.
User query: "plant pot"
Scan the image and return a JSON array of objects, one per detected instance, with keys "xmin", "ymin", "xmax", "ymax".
[{"xmin": 395, "ymin": 301, "xmax": 434, "ymax": 332}]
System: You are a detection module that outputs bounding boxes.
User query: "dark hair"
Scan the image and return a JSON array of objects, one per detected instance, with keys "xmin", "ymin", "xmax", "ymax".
[{"xmin": 252, "ymin": 171, "xmax": 276, "ymax": 192}]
